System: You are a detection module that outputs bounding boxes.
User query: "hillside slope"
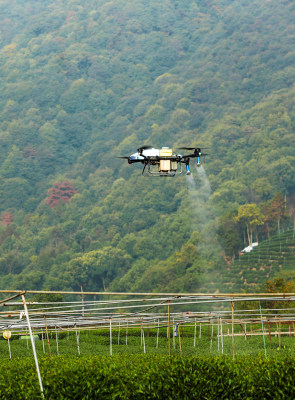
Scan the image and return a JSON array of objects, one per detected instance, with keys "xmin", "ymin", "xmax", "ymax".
[
  {"xmin": 0, "ymin": 0, "xmax": 294, "ymax": 293},
  {"xmin": 208, "ymin": 227, "xmax": 295, "ymax": 293}
]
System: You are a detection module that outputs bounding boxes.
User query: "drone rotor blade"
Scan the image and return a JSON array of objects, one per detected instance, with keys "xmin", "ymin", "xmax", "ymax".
[
  {"xmin": 117, "ymin": 156, "xmax": 130, "ymax": 159},
  {"xmin": 178, "ymin": 147, "xmax": 209, "ymax": 150},
  {"xmin": 137, "ymin": 145, "xmax": 153, "ymax": 152}
]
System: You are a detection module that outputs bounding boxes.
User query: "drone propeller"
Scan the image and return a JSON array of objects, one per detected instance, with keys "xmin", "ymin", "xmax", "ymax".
[
  {"xmin": 117, "ymin": 156, "xmax": 130, "ymax": 159},
  {"xmin": 178, "ymin": 147, "xmax": 209, "ymax": 150},
  {"xmin": 137, "ymin": 145, "xmax": 153, "ymax": 156},
  {"xmin": 137, "ymin": 145, "xmax": 153, "ymax": 151}
]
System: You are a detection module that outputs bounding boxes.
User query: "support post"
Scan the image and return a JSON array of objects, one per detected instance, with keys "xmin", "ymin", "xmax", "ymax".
[
  {"xmin": 156, "ymin": 319, "xmax": 159, "ymax": 349},
  {"xmin": 259, "ymin": 301, "xmax": 267, "ymax": 359},
  {"xmin": 7, "ymin": 337, "xmax": 11, "ymax": 359},
  {"xmin": 231, "ymin": 301, "xmax": 235, "ymax": 360},
  {"xmin": 168, "ymin": 300, "xmax": 171, "ymax": 356},
  {"xmin": 110, "ymin": 318, "xmax": 112, "ymax": 356},
  {"xmin": 75, "ymin": 324, "xmax": 80, "ymax": 355},
  {"xmin": 279, "ymin": 316, "xmax": 281, "ymax": 350},
  {"xmin": 217, "ymin": 318, "xmax": 220, "ymax": 352},
  {"xmin": 194, "ymin": 319, "xmax": 197, "ymax": 348},
  {"xmin": 44, "ymin": 316, "xmax": 51, "ymax": 357},
  {"xmin": 172, "ymin": 318, "xmax": 175, "ymax": 349},
  {"xmin": 55, "ymin": 326, "xmax": 59, "ymax": 355},
  {"xmin": 142, "ymin": 327, "xmax": 146, "ymax": 354},
  {"xmin": 81, "ymin": 286, "xmax": 85, "ymax": 317},
  {"xmin": 178, "ymin": 324, "xmax": 182, "ymax": 355},
  {"xmin": 22, "ymin": 294, "xmax": 44, "ymax": 397},
  {"xmin": 220, "ymin": 317, "xmax": 224, "ymax": 354},
  {"xmin": 41, "ymin": 330, "xmax": 45, "ymax": 354},
  {"xmin": 268, "ymin": 322, "xmax": 272, "ymax": 343},
  {"xmin": 210, "ymin": 322, "xmax": 213, "ymax": 351}
]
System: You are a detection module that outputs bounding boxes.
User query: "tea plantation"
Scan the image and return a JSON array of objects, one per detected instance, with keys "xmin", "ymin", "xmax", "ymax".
[
  {"xmin": 1, "ymin": 327, "xmax": 295, "ymax": 399},
  {"xmin": 212, "ymin": 228, "xmax": 295, "ymax": 292}
]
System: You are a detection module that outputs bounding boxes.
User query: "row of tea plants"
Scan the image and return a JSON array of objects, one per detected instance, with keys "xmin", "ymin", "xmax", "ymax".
[{"xmin": 1, "ymin": 354, "xmax": 295, "ymax": 399}]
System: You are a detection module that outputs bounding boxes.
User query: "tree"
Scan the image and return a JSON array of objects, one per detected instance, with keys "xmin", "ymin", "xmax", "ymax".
[
  {"xmin": 263, "ymin": 193, "xmax": 287, "ymax": 236},
  {"xmin": 0, "ymin": 145, "xmax": 23, "ymax": 178},
  {"xmin": 262, "ymin": 278, "xmax": 295, "ymax": 311},
  {"xmin": 235, "ymin": 203, "xmax": 265, "ymax": 247},
  {"xmin": 269, "ymin": 193, "xmax": 287, "ymax": 234},
  {"xmin": 0, "ymin": 178, "xmax": 31, "ymax": 209},
  {"xmin": 67, "ymin": 247, "xmax": 130, "ymax": 291},
  {"xmin": 1, "ymin": 212, "xmax": 14, "ymax": 225},
  {"xmin": 251, "ymin": 177, "xmax": 273, "ymax": 200},
  {"xmin": 46, "ymin": 181, "xmax": 78, "ymax": 208},
  {"xmin": 217, "ymin": 212, "xmax": 242, "ymax": 260}
]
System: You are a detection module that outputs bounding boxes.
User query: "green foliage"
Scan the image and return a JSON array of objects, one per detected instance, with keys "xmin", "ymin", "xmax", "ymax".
[
  {"xmin": 66, "ymin": 247, "xmax": 131, "ymax": 291},
  {"xmin": 215, "ymin": 227, "xmax": 295, "ymax": 292},
  {"xmin": 1, "ymin": 353, "xmax": 295, "ymax": 399},
  {"xmin": 236, "ymin": 203, "xmax": 265, "ymax": 246},
  {"xmin": 0, "ymin": 0, "xmax": 294, "ymax": 293}
]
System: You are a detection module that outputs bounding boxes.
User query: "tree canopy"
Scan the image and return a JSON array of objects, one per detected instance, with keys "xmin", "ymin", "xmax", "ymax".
[{"xmin": 0, "ymin": 0, "xmax": 294, "ymax": 294}]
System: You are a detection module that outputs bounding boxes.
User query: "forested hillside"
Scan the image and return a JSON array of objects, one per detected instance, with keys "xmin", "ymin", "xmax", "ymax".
[{"xmin": 0, "ymin": 0, "xmax": 294, "ymax": 293}]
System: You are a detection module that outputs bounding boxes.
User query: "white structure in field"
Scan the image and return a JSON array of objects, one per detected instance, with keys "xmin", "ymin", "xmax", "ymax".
[{"xmin": 241, "ymin": 242, "xmax": 258, "ymax": 253}]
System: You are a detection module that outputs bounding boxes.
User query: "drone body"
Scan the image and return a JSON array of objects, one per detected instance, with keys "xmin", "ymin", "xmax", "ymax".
[{"xmin": 119, "ymin": 146, "xmax": 207, "ymax": 176}]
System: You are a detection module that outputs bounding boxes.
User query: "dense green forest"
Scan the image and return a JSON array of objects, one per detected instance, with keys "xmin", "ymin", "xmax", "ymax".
[{"xmin": 0, "ymin": 0, "xmax": 295, "ymax": 293}]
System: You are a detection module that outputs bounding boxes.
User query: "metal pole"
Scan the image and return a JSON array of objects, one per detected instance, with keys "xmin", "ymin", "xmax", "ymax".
[
  {"xmin": 7, "ymin": 337, "xmax": 11, "ymax": 359},
  {"xmin": 81, "ymin": 286, "xmax": 85, "ymax": 317},
  {"xmin": 110, "ymin": 318, "xmax": 112, "ymax": 356},
  {"xmin": 44, "ymin": 316, "xmax": 51, "ymax": 357},
  {"xmin": 210, "ymin": 322, "xmax": 213, "ymax": 351},
  {"xmin": 217, "ymin": 318, "xmax": 220, "ymax": 352},
  {"xmin": 259, "ymin": 301, "xmax": 267, "ymax": 359},
  {"xmin": 41, "ymin": 330, "xmax": 45, "ymax": 354},
  {"xmin": 21, "ymin": 294, "xmax": 44, "ymax": 397},
  {"xmin": 141, "ymin": 322, "xmax": 143, "ymax": 346},
  {"xmin": 194, "ymin": 318, "xmax": 196, "ymax": 348},
  {"xmin": 55, "ymin": 326, "xmax": 59, "ymax": 355},
  {"xmin": 156, "ymin": 319, "xmax": 159, "ymax": 349},
  {"xmin": 172, "ymin": 318, "xmax": 175, "ymax": 349},
  {"xmin": 178, "ymin": 324, "xmax": 182, "ymax": 355},
  {"xmin": 75, "ymin": 324, "xmax": 80, "ymax": 355},
  {"xmin": 168, "ymin": 300, "xmax": 171, "ymax": 356},
  {"xmin": 2, "ymin": 289, "xmax": 295, "ymax": 297},
  {"xmin": 142, "ymin": 327, "xmax": 146, "ymax": 354},
  {"xmin": 279, "ymin": 316, "xmax": 281, "ymax": 350},
  {"xmin": 231, "ymin": 301, "xmax": 235, "ymax": 360},
  {"xmin": 220, "ymin": 317, "xmax": 224, "ymax": 354}
]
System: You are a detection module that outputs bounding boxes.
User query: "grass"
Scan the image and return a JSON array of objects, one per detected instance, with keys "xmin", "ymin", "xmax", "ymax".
[{"xmin": 1, "ymin": 324, "xmax": 294, "ymax": 360}]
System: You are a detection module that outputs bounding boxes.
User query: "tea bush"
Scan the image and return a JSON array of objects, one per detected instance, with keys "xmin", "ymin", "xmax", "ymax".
[{"xmin": 1, "ymin": 354, "xmax": 295, "ymax": 399}]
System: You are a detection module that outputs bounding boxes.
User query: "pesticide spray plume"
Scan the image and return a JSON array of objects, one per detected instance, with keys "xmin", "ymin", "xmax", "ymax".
[{"xmin": 185, "ymin": 166, "xmax": 222, "ymax": 266}]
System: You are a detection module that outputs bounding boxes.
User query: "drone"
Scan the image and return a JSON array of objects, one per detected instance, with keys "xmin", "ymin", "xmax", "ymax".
[{"xmin": 118, "ymin": 146, "xmax": 208, "ymax": 176}]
